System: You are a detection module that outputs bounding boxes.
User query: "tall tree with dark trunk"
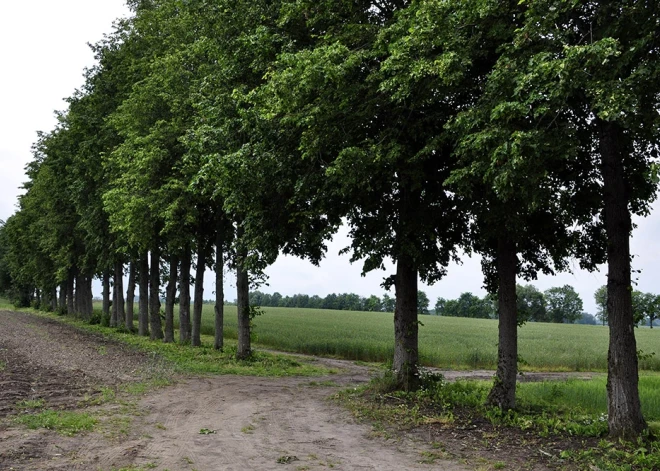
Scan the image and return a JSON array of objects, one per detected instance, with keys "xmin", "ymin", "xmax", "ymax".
[
  {"xmin": 125, "ymin": 261, "xmax": 136, "ymax": 332},
  {"xmin": 191, "ymin": 242, "xmax": 207, "ymax": 347},
  {"xmin": 214, "ymin": 231, "xmax": 224, "ymax": 351},
  {"xmin": 235, "ymin": 239, "xmax": 251, "ymax": 360},
  {"xmin": 487, "ymin": 237, "xmax": 518, "ymax": 408},
  {"xmin": 178, "ymin": 248, "xmax": 192, "ymax": 344},
  {"xmin": 114, "ymin": 262, "xmax": 125, "ymax": 327},
  {"xmin": 164, "ymin": 254, "xmax": 178, "ymax": 343},
  {"xmin": 137, "ymin": 252, "xmax": 149, "ymax": 336},
  {"xmin": 149, "ymin": 248, "xmax": 163, "ymax": 340},
  {"xmin": 600, "ymin": 120, "xmax": 646, "ymax": 436}
]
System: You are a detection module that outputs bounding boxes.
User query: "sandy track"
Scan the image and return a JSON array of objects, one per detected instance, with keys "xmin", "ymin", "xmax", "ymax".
[{"xmin": 0, "ymin": 310, "xmax": 471, "ymax": 471}]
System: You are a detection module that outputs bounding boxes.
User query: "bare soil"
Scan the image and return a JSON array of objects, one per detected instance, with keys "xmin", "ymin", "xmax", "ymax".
[{"xmin": 0, "ymin": 310, "xmax": 593, "ymax": 470}]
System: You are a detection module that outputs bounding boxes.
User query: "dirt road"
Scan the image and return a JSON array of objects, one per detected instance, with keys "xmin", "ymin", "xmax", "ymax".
[{"xmin": 0, "ymin": 310, "xmax": 472, "ymax": 471}]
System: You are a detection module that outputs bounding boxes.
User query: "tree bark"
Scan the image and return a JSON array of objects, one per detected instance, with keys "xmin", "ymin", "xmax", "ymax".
[
  {"xmin": 74, "ymin": 272, "xmax": 84, "ymax": 318},
  {"xmin": 138, "ymin": 251, "xmax": 149, "ymax": 336},
  {"xmin": 179, "ymin": 247, "xmax": 192, "ymax": 344},
  {"xmin": 114, "ymin": 262, "xmax": 125, "ymax": 328},
  {"xmin": 487, "ymin": 236, "xmax": 519, "ymax": 410},
  {"xmin": 149, "ymin": 248, "xmax": 164, "ymax": 340},
  {"xmin": 84, "ymin": 276, "xmax": 93, "ymax": 319},
  {"xmin": 50, "ymin": 286, "xmax": 57, "ymax": 312},
  {"xmin": 102, "ymin": 269, "xmax": 111, "ymax": 324},
  {"xmin": 164, "ymin": 254, "xmax": 179, "ymax": 343},
  {"xmin": 58, "ymin": 281, "xmax": 66, "ymax": 313},
  {"xmin": 126, "ymin": 262, "xmax": 136, "ymax": 332},
  {"xmin": 214, "ymin": 233, "xmax": 224, "ymax": 351},
  {"xmin": 236, "ymin": 236, "xmax": 251, "ymax": 360},
  {"xmin": 66, "ymin": 269, "xmax": 75, "ymax": 315},
  {"xmin": 600, "ymin": 120, "xmax": 647, "ymax": 438},
  {"xmin": 110, "ymin": 274, "xmax": 118, "ymax": 327},
  {"xmin": 192, "ymin": 242, "xmax": 207, "ymax": 347},
  {"xmin": 393, "ymin": 253, "xmax": 419, "ymax": 391}
]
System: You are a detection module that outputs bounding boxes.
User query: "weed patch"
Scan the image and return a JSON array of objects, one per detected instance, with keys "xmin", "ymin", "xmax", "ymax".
[
  {"xmin": 336, "ymin": 371, "xmax": 660, "ymax": 470},
  {"xmin": 15, "ymin": 409, "xmax": 97, "ymax": 436}
]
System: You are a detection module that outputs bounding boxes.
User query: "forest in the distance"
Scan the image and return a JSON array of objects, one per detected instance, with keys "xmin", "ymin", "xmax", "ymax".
[{"xmin": 0, "ymin": 0, "xmax": 658, "ymax": 439}]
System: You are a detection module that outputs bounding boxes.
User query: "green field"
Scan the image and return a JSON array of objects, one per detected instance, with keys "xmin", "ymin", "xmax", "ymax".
[{"xmin": 190, "ymin": 305, "xmax": 660, "ymax": 372}]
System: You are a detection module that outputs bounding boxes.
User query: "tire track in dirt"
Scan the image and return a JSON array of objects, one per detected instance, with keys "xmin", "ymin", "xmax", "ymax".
[{"xmin": 128, "ymin": 375, "xmax": 467, "ymax": 471}]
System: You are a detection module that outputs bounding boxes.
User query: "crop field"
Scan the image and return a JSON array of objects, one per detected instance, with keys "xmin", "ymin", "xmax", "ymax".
[{"xmin": 189, "ymin": 305, "xmax": 660, "ymax": 372}]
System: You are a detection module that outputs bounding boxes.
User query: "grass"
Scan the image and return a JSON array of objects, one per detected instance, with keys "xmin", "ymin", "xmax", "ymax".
[
  {"xmin": 20, "ymin": 307, "xmax": 332, "ymax": 377},
  {"xmin": 338, "ymin": 372, "xmax": 660, "ymax": 470},
  {"xmin": 518, "ymin": 374, "xmax": 660, "ymax": 420},
  {"xmin": 187, "ymin": 305, "xmax": 660, "ymax": 372},
  {"xmin": 15, "ymin": 409, "xmax": 97, "ymax": 436}
]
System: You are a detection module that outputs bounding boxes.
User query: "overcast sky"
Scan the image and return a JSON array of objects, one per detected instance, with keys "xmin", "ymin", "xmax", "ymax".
[{"xmin": 2, "ymin": 1, "xmax": 659, "ymax": 314}]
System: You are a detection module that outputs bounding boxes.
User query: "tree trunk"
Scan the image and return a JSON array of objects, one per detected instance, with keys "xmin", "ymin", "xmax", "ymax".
[
  {"xmin": 102, "ymin": 269, "xmax": 111, "ymax": 324},
  {"xmin": 164, "ymin": 254, "xmax": 179, "ymax": 343},
  {"xmin": 138, "ymin": 251, "xmax": 149, "ymax": 337},
  {"xmin": 115, "ymin": 262, "xmax": 125, "ymax": 328},
  {"xmin": 192, "ymin": 242, "xmax": 207, "ymax": 347},
  {"xmin": 126, "ymin": 262, "xmax": 136, "ymax": 332},
  {"xmin": 179, "ymin": 247, "xmax": 192, "ymax": 344},
  {"xmin": 236, "ymin": 236, "xmax": 251, "ymax": 360},
  {"xmin": 84, "ymin": 276, "xmax": 93, "ymax": 319},
  {"xmin": 487, "ymin": 236, "xmax": 519, "ymax": 410},
  {"xmin": 74, "ymin": 273, "xmax": 84, "ymax": 317},
  {"xmin": 149, "ymin": 248, "xmax": 164, "ymax": 340},
  {"xmin": 58, "ymin": 281, "xmax": 66, "ymax": 313},
  {"xmin": 111, "ymin": 275, "xmax": 118, "ymax": 327},
  {"xmin": 393, "ymin": 253, "xmax": 419, "ymax": 391},
  {"xmin": 600, "ymin": 120, "xmax": 647, "ymax": 438},
  {"xmin": 50, "ymin": 286, "xmax": 57, "ymax": 312},
  {"xmin": 66, "ymin": 269, "xmax": 75, "ymax": 315},
  {"xmin": 214, "ymin": 232, "xmax": 224, "ymax": 351}
]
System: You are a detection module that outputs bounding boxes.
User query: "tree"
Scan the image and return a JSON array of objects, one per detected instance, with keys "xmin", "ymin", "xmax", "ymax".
[
  {"xmin": 417, "ymin": 291, "xmax": 430, "ymax": 315},
  {"xmin": 544, "ymin": 286, "xmax": 584, "ymax": 324},
  {"xmin": 382, "ymin": 294, "xmax": 395, "ymax": 313},
  {"xmin": 594, "ymin": 286, "xmax": 608, "ymax": 326},
  {"xmin": 364, "ymin": 295, "xmax": 382, "ymax": 312},
  {"xmin": 259, "ymin": 0, "xmax": 469, "ymax": 390},
  {"xmin": 516, "ymin": 285, "xmax": 547, "ymax": 323},
  {"xmin": 462, "ymin": 0, "xmax": 659, "ymax": 437}
]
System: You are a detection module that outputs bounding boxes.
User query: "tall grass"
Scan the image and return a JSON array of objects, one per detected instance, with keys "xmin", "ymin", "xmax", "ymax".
[
  {"xmin": 517, "ymin": 374, "xmax": 660, "ymax": 421},
  {"xmin": 182, "ymin": 305, "xmax": 660, "ymax": 372}
]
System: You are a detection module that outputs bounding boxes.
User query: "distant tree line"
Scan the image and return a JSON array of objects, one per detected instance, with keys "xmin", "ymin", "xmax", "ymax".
[
  {"xmin": 249, "ymin": 290, "xmax": 431, "ymax": 314},
  {"xmin": 594, "ymin": 286, "xmax": 660, "ymax": 328},
  {"xmin": 434, "ymin": 284, "xmax": 583, "ymax": 324}
]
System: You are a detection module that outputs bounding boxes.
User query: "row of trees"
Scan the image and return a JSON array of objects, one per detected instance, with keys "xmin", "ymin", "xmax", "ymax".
[
  {"xmin": 249, "ymin": 290, "xmax": 431, "ymax": 313},
  {"xmin": 594, "ymin": 286, "xmax": 660, "ymax": 328},
  {"xmin": 0, "ymin": 0, "xmax": 657, "ymax": 438}
]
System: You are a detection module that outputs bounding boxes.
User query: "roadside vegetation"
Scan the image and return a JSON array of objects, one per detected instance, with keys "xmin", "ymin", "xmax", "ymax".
[{"xmin": 339, "ymin": 372, "xmax": 660, "ymax": 470}]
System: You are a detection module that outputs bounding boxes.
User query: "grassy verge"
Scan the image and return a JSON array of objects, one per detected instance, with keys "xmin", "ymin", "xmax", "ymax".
[
  {"xmin": 337, "ymin": 371, "xmax": 660, "ymax": 470},
  {"xmin": 9, "ymin": 306, "xmax": 333, "ymax": 377}
]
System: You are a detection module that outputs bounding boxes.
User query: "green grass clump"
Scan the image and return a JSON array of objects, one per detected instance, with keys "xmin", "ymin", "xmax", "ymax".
[
  {"xmin": 16, "ymin": 409, "xmax": 97, "ymax": 436},
  {"xmin": 517, "ymin": 374, "xmax": 660, "ymax": 422}
]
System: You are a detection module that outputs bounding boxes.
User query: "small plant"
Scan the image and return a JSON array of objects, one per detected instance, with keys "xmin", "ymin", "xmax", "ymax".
[
  {"xmin": 198, "ymin": 428, "xmax": 216, "ymax": 434},
  {"xmin": 16, "ymin": 398, "xmax": 45, "ymax": 409},
  {"xmin": 276, "ymin": 455, "xmax": 299, "ymax": 464},
  {"xmin": 241, "ymin": 424, "xmax": 255, "ymax": 434},
  {"xmin": 155, "ymin": 422, "xmax": 167, "ymax": 430},
  {"xmin": 16, "ymin": 409, "xmax": 97, "ymax": 436}
]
